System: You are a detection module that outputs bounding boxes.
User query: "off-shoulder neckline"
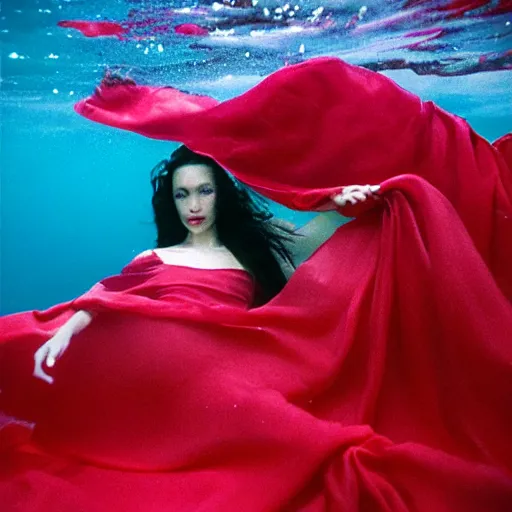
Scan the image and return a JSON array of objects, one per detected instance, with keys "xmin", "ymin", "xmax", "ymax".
[{"xmin": 144, "ymin": 250, "xmax": 252, "ymax": 276}]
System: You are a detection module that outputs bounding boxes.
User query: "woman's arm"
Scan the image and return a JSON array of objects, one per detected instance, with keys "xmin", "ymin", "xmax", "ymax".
[
  {"xmin": 283, "ymin": 186, "xmax": 380, "ymax": 267},
  {"xmin": 58, "ymin": 310, "xmax": 94, "ymax": 337}
]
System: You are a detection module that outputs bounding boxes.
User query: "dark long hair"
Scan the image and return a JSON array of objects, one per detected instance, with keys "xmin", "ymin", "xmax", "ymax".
[{"xmin": 150, "ymin": 145, "xmax": 297, "ymax": 304}]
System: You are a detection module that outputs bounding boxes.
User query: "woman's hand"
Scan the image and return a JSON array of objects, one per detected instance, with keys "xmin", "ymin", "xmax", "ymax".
[
  {"xmin": 32, "ymin": 310, "xmax": 93, "ymax": 384},
  {"xmin": 33, "ymin": 329, "xmax": 73, "ymax": 384},
  {"xmin": 332, "ymin": 184, "xmax": 381, "ymax": 207}
]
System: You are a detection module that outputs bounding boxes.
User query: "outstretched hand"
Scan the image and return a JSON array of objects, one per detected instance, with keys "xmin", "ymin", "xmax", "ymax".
[
  {"xmin": 33, "ymin": 330, "xmax": 73, "ymax": 384},
  {"xmin": 332, "ymin": 184, "xmax": 381, "ymax": 207}
]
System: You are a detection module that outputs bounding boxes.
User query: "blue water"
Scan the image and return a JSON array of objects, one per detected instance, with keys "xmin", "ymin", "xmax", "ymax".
[{"xmin": 1, "ymin": 1, "xmax": 511, "ymax": 314}]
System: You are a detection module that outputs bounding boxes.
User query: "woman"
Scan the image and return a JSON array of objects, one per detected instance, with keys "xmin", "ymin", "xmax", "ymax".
[
  {"xmin": 1, "ymin": 57, "xmax": 511, "ymax": 511},
  {"xmin": 30, "ymin": 145, "xmax": 378, "ymax": 384}
]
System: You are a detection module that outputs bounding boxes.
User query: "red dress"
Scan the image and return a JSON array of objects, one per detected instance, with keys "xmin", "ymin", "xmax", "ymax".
[{"xmin": 1, "ymin": 58, "xmax": 511, "ymax": 511}]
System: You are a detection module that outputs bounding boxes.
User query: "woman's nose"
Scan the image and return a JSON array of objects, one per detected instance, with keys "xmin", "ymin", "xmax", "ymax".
[{"xmin": 188, "ymin": 196, "xmax": 201, "ymax": 212}]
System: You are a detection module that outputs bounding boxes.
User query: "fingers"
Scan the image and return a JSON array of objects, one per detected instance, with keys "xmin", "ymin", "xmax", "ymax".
[
  {"xmin": 33, "ymin": 349, "xmax": 54, "ymax": 385},
  {"xmin": 338, "ymin": 191, "xmax": 367, "ymax": 206},
  {"xmin": 35, "ymin": 371, "xmax": 54, "ymax": 385},
  {"xmin": 33, "ymin": 332, "xmax": 72, "ymax": 384},
  {"xmin": 350, "ymin": 191, "xmax": 368, "ymax": 204},
  {"xmin": 33, "ymin": 346, "xmax": 56, "ymax": 385},
  {"xmin": 332, "ymin": 194, "xmax": 350, "ymax": 207},
  {"xmin": 332, "ymin": 184, "xmax": 381, "ymax": 207}
]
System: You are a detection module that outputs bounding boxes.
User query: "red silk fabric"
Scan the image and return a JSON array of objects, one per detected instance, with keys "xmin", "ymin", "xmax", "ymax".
[
  {"xmin": 75, "ymin": 57, "xmax": 512, "ymax": 299},
  {"xmin": 1, "ymin": 58, "xmax": 511, "ymax": 511},
  {"xmin": 57, "ymin": 20, "xmax": 127, "ymax": 39}
]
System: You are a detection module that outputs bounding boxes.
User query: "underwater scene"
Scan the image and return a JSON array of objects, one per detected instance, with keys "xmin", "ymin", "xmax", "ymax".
[
  {"xmin": 1, "ymin": 2, "xmax": 512, "ymax": 511},
  {"xmin": 1, "ymin": 0, "xmax": 511, "ymax": 313}
]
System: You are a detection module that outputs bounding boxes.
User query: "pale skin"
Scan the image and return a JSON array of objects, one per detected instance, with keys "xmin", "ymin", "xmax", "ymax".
[{"xmin": 33, "ymin": 164, "xmax": 379, "ymax": 383}]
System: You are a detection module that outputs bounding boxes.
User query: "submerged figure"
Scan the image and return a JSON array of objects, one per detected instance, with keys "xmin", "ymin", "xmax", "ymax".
[
  {"xmin": 1, "ymin": 57, "xmax": 511, "ymax": 511},
  {"xmin": 31, "ymin": 145, "xmax": 378, "ymax": 384},
  {"xmin": 32, "ymin": 146, "xmax": 293, "ymax": 383}
]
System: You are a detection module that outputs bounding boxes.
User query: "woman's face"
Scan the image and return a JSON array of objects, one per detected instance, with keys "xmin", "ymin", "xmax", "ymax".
[{"xmin": 172, "ymin": 164, "xmax": 217, "ymax": 236}]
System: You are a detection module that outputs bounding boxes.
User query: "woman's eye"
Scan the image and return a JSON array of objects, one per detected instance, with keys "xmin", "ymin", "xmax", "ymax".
[
  {"xmin": 174, "ymin": 192, "xmax": 186, "ymax": 200},
  {"xmin": 200, "ymin": 188, "xmax": 214, "ymax": 196}
]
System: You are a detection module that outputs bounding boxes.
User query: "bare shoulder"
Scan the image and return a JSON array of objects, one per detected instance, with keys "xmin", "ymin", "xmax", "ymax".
[{"xmin": 133, "ymin": 249, "xmax": 154, "ymax": 260}]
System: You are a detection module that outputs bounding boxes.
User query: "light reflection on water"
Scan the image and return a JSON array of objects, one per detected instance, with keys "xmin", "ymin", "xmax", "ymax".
[{"xmin": 0, "ymin": 0, "xmax": 511, "ymax": 99}]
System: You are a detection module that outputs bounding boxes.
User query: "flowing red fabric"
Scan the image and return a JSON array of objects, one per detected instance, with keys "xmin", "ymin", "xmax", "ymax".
[
  {"xmin": 1, "ymin": 57, "xmax": 511, "ymax": 511},
  {"xmin": 57, "ymin": 20, "xmax": 127, "ymax": 39}
]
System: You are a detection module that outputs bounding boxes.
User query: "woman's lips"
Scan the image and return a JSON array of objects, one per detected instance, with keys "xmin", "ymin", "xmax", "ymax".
[{"xmin": 187, "ymin": 217, "xmax": 205, "ymax": 226}]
